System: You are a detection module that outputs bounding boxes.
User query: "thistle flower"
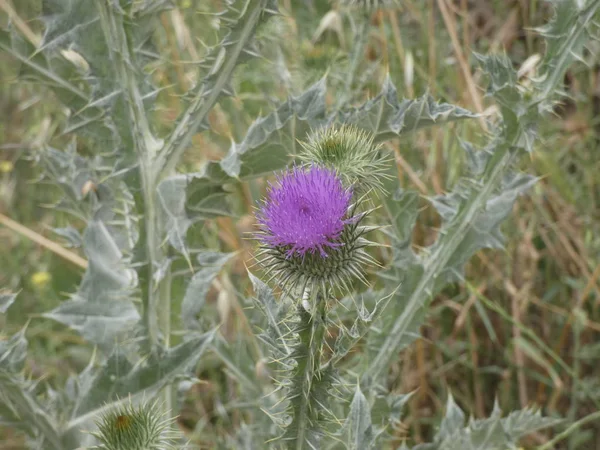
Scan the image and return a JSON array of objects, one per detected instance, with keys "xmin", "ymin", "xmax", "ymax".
[
  {"xmin": 298, "ymin": 125, "xmax": 390, "ymax": 193},
  {"xmin": 255, "ymin": 165, "xmax": 377, "ymax": 296}
]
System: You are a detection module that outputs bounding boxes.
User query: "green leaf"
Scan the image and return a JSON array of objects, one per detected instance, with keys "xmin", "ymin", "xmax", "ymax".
[
  {"xmin": 156, "ymin": 0, "xmax": 279, "ymax": 174},
  {"xmin": 430, "ymin": 171, "xmax": 537, "ymax": 290},
  {"xmin": 0, "ymin": 292, "xmax": 17, "ymax": 314},
  {"xmin": 43, "ymin": 299, "xmax": 140, "ymax": 346},
  {"xmin": 43, "ymin": 221, "xmax": 139, "ymax": 346},
  {"xmin": 438, "ymin": 394, "xmax": 465, "ymax": 441},
  {"xmin": 210, "ymin": 337, "xmax": 259, "ymax": 393},
  {"xmin": 221, "ymin": 77, "xmax": 327, "ymax": 179},
  {"xmin": 35, "ymin": 0, "xmax": 164, "ymax": 156},
  {"xmin": 364, "ymin": 142, "xmax": 534, "ymax": 386},
  {"xmin": 0, "ymin": 327, "xmax": 28, "ymax": 373},
  {"xmin": 330, "ymin": 289, "xmax": 392, "ymax": 367},
  {"xmin": 0, "ymin": 372, "xmax": 63, "ymax": 450},
  {"xmin": 339, "ymin": 384, "xmax": 377, "ymax": 450},
  {"xmin": 68, "ymin": 330, "xmax": 215, "ymax": 430},
  {"xmin": 501, "ymin": 408, "xmax": 563, "ymax": 440},
  {"xmin": 157, "ymin": 167, "xmax": 233, "ymax": 257},
  {"xmin": 537, "ymin": 0, "xmax": 600, "ymax": 100},
  {"xmin": 181, "ymin": 252, "xmax": 233, "ymax": 329},
  {"xmin": 336, "ymin": 76, "xmax": 477, "ymax": 142},
  {"xmin": 248, "ymin": 271, "xmax": 290, "ymax": 359}
]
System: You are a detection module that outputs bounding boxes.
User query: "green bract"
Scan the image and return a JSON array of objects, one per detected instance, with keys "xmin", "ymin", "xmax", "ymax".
[
  {"xmin": 298, "ymin": 125, "xmax": 390, "ymax": 193},
  {"xmin": 91, "ymin": 400, "xmax": 181, "ymax": 450},
  {"xmin": 255, "ymin": 207, "xmax": 378, "ymax": 298}
]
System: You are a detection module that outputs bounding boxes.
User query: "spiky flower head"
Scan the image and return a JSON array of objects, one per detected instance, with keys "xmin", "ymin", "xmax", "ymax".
[
  {"xmin": 91, "ymin": 399, "xmax": 181, "ymax": 450},
  {"xmin": 298, "ymin": 125, "xmax": 390, "ymax": 193},
  {"xmin": 256, "ymin": 165, "xmax": 377, "ymax": 296}
]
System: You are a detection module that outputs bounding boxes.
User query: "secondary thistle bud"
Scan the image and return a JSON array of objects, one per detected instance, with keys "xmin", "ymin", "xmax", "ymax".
[
  {"xmin": 91, "ymin": 399, "xmax": 180, "ymax": 450},
  {"xmin": 255, "ymin": 165, "xmax": 377, "ymax": 297},
  {"xmin": 298, "ymin": 125, "xmax": 390, "ymax": 194}
]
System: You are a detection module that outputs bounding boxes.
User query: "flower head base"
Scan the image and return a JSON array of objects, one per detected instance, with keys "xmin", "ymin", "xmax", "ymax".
[
  {"xmin": 255, "ymin": 166, "xmax": 377, "ymax": 296},
  {"xmin": 258, "ymin": 166, "xmax": 353, "ymax": 258}
]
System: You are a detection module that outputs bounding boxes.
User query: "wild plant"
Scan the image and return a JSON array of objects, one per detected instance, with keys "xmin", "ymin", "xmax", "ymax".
[{"xmin": 0, "ymin": 0, "xmax": 599, "ymax": 449}]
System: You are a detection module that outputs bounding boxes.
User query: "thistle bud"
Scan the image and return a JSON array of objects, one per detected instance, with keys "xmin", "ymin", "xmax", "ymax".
[
  {"xmin": 255, "ymin": 165, "xmax": 377, "ymax": 297},
  {"xmin": 91, "ymin": 399, "xmax": 181, "ymax": 450},
  {"xmin": 298, "ymin": 125, "xmax": 390, "ymax": 194}
]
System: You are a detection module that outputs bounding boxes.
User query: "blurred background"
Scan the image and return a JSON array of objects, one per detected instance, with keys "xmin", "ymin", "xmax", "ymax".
[{"xmin": 1, "ymin": 0, "xmax": 599, "ymax": 448}]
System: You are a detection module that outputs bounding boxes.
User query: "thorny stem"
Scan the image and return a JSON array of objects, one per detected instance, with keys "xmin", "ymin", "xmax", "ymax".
[
  {"xmin": 362, "ymin": 0, "xmax": 600, "ymax": 386},
  {"xmin": 154, "ymin": 0, "xmax": 270, "ymax": 178},
  {"xmin": 363, "ymin": 145, "xmax": 518, "ymax": 386},
  {"xmin": 96, "ymin": 0, "xmax": 171, "ymax": 413},
  {"xmin": 287, "ymin": 293, "xmax": 328, "ymax": 450}
]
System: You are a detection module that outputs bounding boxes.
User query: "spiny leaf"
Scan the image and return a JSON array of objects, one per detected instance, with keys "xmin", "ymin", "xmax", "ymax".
[
  {"xmin": 43, "ymin": 221, "xmax": 139, "ymax": 346},
  {"xmin": 0, "ymin": 292, "xmax": 17, "ymax": 314},
  {"xmin": 157, "ymin": 0, "xmax": 278, "ymax": 174},
  {"xmin": 0, "ymin": 327, "xmax": 28, "ymax": 373},
  {"xmin": 501, "ymin": 407, "xmax": 563, "ymax": 440},
  {"xmin": 68, "ymin": 330, "xmax": 215, "ymax": 429},
  {"xmin": 35, "ymin": 0, "xmax": 163, "ymax": 156},
  {"xmin": 338, "ymin": 384, "xmax": 378, "ymax": 450},
  {"xmin": 537, "ymin": 0, "xmax": 600, "ymax": 100},
  {"xmin": 248, "ymin": 272, "xmax": 291, "ymax": 359},
  {"xmin": 429, "ymin": 170, "xmax": 537, "ymax": 290},
  {"xmin": 156, "ymin": 166, "xmax": 233, "ymax": 257},
  {"xmin": 0, "ymin": 357, "xmax": 63, "ymax": 450},
  {"xmin": 363, "ymin": 145, "xmax": 529, "ymax": 386},
  {"xmin": 438, "ymin": 394, "xmax": 465, "ymax": 440},
  {"xmin": 0, "ymin": 370, "xmax": 65, "ymax": 450},
  {"xmin": 335, "ymin": 75, "xmax": 477, "ymax": 142},
  {"xmin": 181, "ymin": 251, "xmax": 233, "ymax": 329},
  {"xmin": 330, "ymin": 290, "xmax": 392, "ymax": 367},
  {"xmin": 221, "ymin": 77, "xmax": 327, "ymax": 179}
]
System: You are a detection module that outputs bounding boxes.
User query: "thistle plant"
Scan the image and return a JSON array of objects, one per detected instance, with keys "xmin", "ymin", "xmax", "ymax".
[{"xmin": 1, "ymin": 0, "xmax": 599, "ymax": 449}]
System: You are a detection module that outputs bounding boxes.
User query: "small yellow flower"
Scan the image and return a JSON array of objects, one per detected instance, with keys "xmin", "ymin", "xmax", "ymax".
[
  {"xmin": 31, "ymin": 271, "xmax": 51, "ymax": 287},
  {"xmin": 0, "ymin": 161, "xmax": 13, "ymax": 173}
]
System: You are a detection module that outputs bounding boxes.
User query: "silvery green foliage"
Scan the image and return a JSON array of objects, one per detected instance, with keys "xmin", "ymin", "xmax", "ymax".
[
  {"xmin": 0, "ymin": 291, "xmax": 17, "ymax": 313},
  {"xmin": 399, "ymin": 395, "xmax": 561, "ymax": 450},
  {"xmin": 362, "ymin": 0, "xmax": 600, "ymax": 388},
  {"xmin": 1, "ymin": 0, "xmax": 598, "ymax": 449}
]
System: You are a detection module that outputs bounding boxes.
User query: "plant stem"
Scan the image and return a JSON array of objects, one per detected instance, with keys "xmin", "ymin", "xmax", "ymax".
[
  {"xmin": 96, "ymin": 0, "xmax": 171, "ymax": 412},
  {"xmin": 286, "ymin": 293, "xmax": 328, "ymax": 450},
  {"xmin": 154, "ymin": 0, "xmax": 271, "ymax": 178},
  {"xmin": 363, "ymin": 146, "xmax": 516, "ymax": 385}
]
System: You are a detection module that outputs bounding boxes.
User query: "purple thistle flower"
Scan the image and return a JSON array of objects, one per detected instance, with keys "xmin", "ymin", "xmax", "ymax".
[{"xmin": 258, "ymin": 166, "xmax": 353, "ymax": 258}]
